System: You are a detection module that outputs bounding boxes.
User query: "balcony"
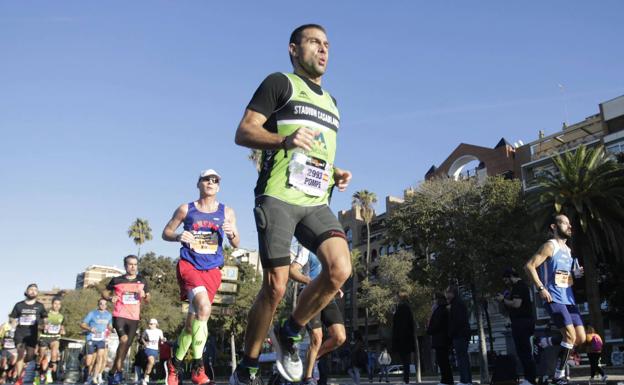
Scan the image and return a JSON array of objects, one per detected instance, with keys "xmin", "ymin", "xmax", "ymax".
[{"xmin": 528, "ymin": 114, "xmax": 603, "ymax": 162}]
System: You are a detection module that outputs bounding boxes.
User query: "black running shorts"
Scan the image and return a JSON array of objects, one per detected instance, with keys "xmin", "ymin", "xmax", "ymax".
[
  {"xmin": 38, "ymin": 335, "xmax": 60, "ymax": 348},
  {"xmin": 113, "ymin": 317, "xmax": 139, "ymax": 339},
  {"xmin": 14, "ymin": 330, "xmax": 37, "ymax": 349},
  {"xmin": 307, "ymin": 299, "xmax": 344, "ymax": 330},
  {"xmin": 253, "ymin": 195, "xmax": 346, "ymax": 268}
]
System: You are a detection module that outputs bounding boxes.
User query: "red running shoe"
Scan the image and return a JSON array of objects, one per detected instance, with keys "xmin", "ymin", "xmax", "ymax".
[
  {"xmin": 191, "ymin": 360, "xmax": 212, "ymax": 385},
  {"xmin": 167, "ymin": 358, "xmax": 184, "ymax": 385}
]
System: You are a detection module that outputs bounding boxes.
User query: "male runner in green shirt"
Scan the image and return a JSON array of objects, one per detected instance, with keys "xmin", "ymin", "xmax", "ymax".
[{"xmin": 231, "ymin": 23, "xmax": 351, "ymax": 385}]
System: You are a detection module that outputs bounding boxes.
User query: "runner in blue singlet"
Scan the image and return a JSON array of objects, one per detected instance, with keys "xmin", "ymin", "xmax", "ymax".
[{"xmin": 525, "ymin": 214, "xmax": 586, "ymax": 385}]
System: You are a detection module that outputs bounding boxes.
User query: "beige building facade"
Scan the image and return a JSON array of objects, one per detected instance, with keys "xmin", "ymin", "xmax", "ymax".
[{"xmin": 75, "ymin": 264, "xmax": 125, "ymax": 289}]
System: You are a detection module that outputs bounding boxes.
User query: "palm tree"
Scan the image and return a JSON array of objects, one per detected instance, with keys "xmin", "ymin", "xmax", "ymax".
[
  {"xmin": 352, "ymin": 190, "xmax": 377, "ymax": 347},
  {"xmin": 528, "ymin": 145, "xmax": 624, "ymax": 335},
  {"xmin": 127, "ymin": 218, "xmax": 153, "ymax": 258}
]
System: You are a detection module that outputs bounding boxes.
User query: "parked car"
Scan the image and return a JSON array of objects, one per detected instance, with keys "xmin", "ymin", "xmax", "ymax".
[{"xmin": 379, "ymin": 364, "xmax": 416, "ymax": 376}]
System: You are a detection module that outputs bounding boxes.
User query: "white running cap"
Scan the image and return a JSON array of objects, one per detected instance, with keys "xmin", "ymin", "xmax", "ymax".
[
  {"xmin": 199, "ymin": 169, "xmax": 221, "ymax": 180},
  {"xmin": 149, "ymin": 318, "xmax": 158, "ymax": 325}
]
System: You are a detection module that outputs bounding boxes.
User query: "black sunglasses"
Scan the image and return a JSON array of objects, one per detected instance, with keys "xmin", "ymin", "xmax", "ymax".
[{"xmin": 200, "ymin": 176, "xmax": 220, "ymax": 184}]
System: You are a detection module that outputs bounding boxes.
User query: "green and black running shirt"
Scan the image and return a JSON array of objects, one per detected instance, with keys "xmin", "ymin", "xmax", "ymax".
[
  {"xmin": 41, "ymin": 311, "xmax": 64, "ymax": 338},
  {"xmin": 247, "ymin": 72, "xmax": 340, "ymax": 206}
]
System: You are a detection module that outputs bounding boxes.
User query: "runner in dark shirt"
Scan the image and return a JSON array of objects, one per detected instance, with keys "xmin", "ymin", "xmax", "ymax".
[{"xmin": 9, "ymin": 284, "xmax": 47, "ymax": 385}]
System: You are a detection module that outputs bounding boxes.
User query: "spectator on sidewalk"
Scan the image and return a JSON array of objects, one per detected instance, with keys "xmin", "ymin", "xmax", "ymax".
[
  {"xmin": 446, "ymin": 285, "xmax": 472, "ymax": 385},
  {"xmin": 427, "ymin": 293, "xmax": 453, "ymax": 385},
  {"xmin": 392, "ymin": 293, "xmax": 415, "ymax": 385},
  {"xmin": 348, "ymin": 332, "xmax": 366, "ymax": 385},
  {"xmin": 377, "ymin": 344, "xmax": 392, "ymax": 383},
  {"xmin": 367, "ymin": 349, "xmax": 377, "ymax": 383},
  {"xmin": 585, "ymin": 326, "xmax": 607, "ymax": 381},
  {"xmin": 496, "ymin": 268, "xmax": 536, "ymax": 385}
]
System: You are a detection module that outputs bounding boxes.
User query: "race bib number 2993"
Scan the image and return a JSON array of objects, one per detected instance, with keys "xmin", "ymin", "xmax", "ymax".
[{"xmin": 288, "ymin": 152, "xmax": 330, "ymax": 197}]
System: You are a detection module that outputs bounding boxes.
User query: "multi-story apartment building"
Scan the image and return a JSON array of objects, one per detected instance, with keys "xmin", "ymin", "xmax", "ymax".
[
  {"xmin": 231, "ymin": 247, "xmax": 262, "ymax": 275},
  {"xmin": 338, "ymin": 196, "xmax": 407, "ymax": 347},
  {"xmin": 518, "ymin": 95, "xmax": 624, "ymax": 192},
  {"xmin": 75, "ymin": 265, "xmax": 125, "ymax": 289},
  {"xmin": 336, "ymin": 94, "xmax": 624, "ymax": 365},
  {"xmin": 38, "ymin": 287, "xmax": 70, "ymax": 309}
]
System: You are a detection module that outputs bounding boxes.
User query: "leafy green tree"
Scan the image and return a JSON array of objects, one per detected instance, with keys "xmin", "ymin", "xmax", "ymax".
[
  {"xmin": 360, "ymin": 251, "xmax": 431, "ymax": 325},
  {"xmin": 138, "ymin": 252, "xmax": 180, "ymax": 304},
  {"xmin": 350, "ymin": 248, "xmax": 363, "ymax": 276},
  {"xmin": 528, "ymin": 145, "xmax": 624, "ymax": 335},
  {"xmin": 135, "ymin": 253, "xmax": 185, "ymax": 337},
  {"xmin": 209, "ymin": 260, "xmax": 262, "ymax": 368},
  {"xmin": 352, "ymin": 190, "xmax": 377, "ymax": 347},
  {"xmin": 141, "ymin": 289, "xmax": 185, "ymax": 338},
  {"xmin": 128, "ymin": 218, "xmax": 153, "ymax": 258},
  {"xmin": 360, "ymin": 251, "xmax": 431, "ymax": 382},
  {"xmin": 59, "ymin": 287, "xmax": 103, "ymax": 339},
  {"xmin": 388, "ymin": 177, "xmax": 537, "ymax": 382}
]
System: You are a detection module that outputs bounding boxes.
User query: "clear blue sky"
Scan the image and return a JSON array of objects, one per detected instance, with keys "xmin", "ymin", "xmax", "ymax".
[{"xmin": 1, "ymin": 1, "xmax": 623, "ymax": 315}]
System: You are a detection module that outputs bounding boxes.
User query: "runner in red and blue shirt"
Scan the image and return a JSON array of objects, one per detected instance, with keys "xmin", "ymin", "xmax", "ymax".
[{"xmin": 162, "ymin": 169, "xmax": 239, "ymax": 385}]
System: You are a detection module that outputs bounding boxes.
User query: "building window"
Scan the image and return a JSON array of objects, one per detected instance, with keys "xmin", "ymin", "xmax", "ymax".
[
  {"xmin": 524, "ymin": 163, "xmax": 559, "ymax": 189},
  {"xmin": 607, "ymin": 141, "xmax": 624, "ymax": 155}
]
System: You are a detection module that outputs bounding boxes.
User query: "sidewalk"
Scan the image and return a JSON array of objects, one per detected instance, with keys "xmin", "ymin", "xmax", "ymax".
[{"xmin": 208, "ymin": 374, "xmax": 624, "ymax": 385}]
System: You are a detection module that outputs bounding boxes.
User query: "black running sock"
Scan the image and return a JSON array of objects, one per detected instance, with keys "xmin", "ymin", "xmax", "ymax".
[
  {"xmin": 237, "ymin": 355, "xmax": 259, "ymax": 381},
  {"xmin": 550, "ymin": 335, "xmax": 563, "ymax": 346},
  {"xmin": 283, "ymin": 315, "xmax": 303, "ymax": 337},
  {"xmin": 554, "ymin": 342, "xmax": 573, "ymax": 378},
  {"xmin": 241, "ymin": 355, "xmax": 259, "ymax": 369}
]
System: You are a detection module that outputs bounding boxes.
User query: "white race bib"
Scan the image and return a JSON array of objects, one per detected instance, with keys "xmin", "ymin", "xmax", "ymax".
[
  {"xmin": 46, "ymin": 324, "xmax": 61, "ymax": 334},
  {"xmin": 19, "ymin": 314, "xmax": 36, "ymax": 326},
  {"xmin": 122, "ymin": 292, "xmax": 139, "ymax": 305},
  {"xmin": 3, "ymin": 339, "xmax": 15, "ymax": 349},
  {"xmin": 288, "ymin": 152, "xmax": 331, "ymax": 197},
  {"xmin": 190, "ymin": 231, "xmax": 218, "ymax": 255},
  {"xmin": 92, "ymin": 331, "xmax": 105, "ymax": 341},
  {"xmin": 555, "ymin": 270, "xmax": 573, "ymax": 288}
]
